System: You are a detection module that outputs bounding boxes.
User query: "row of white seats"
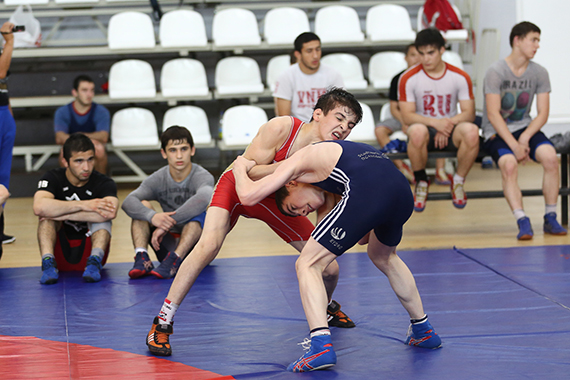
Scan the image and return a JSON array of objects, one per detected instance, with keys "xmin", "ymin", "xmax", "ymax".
[
  {"xmin": 111, "ymin": 101, "xmax": 392, "ymax": 152},
  {"xmin": 108, "ymin": 50, "xmax": 464, "ymax": 100},
  {"xmin": 4, "ymin": 0, "xmax": 143, "ymax": 4},
  {"xmin": 108, "ymin": 4, "xmax": 467, "ymax": 51}
]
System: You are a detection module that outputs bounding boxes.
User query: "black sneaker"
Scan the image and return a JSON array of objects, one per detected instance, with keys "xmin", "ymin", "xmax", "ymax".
[
  {"xmin": 2, "ymin": 234, "xmax": 15, "ymax": 244},
  {"xmin": 327, "ymin": 300, "xmax": 355, "ymax": 328}
]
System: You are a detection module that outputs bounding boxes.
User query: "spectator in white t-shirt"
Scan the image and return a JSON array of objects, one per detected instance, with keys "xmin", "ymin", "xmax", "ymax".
[
  {"xmin": 273, "ymin": 32, "xmax": 344, "ymax": 122},
  {"xmin": 399, "ymin": 28, "xmax": 479, "ymax": 212}
]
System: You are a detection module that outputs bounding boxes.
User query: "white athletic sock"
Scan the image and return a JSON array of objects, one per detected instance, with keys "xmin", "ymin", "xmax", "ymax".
[
  {"xmin": 310, "ymin": 328, "xmax": 331, "ymax": 338},
  {"xmin": 90, "ymin": 248, "xmax": 105, "ymax": 260},
  {"xmin": 41, "ymin": 253, "xmax": 55, "ymax": 260},
  {"xmin": 453, "ymin": 174, "xmax": 465, "ymax": 185},
  {"xmin": 135, "ymin": 247, "xmax": 148, "ymax": 255},
  {"xmin": 158, "ymin": 298, "xmax": 179, "ymax": 326},
  {"xmin": 513, "ymin": 209, "xmax": 526, "ymax": 220},
  {"xmin": 545, "ymin": 204, "xmax": 557, "ymax": 215}
]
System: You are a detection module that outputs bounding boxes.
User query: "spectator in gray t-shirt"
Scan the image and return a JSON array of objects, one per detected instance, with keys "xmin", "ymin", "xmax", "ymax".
[
  {"xmin": 482, "ymin": 21, "xmax": 567, "ymax": 240},
  {"xmin": 122, "ymin": 126, "xmax": 215, "ymax": 279}
]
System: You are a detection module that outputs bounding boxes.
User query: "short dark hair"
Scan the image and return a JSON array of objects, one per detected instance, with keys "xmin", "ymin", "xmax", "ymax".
[
  {"xmin": 415, "ymin": 27, "xmax": 446, "ymax": 50},
  {"xmin": 73, "ymin": 75, "xmax": 94, "ymax": 91},
  {"xmin": 404, "ymin": 43, "xmax": 417, "ymax": 56},
  {"xmin": 509, "ymin": 21, "xmax": 541, "ymax": 47},
  {"xmin": 312, "ymin": 87, "xmax": 363, "ymax": 125},
  {"xmin": 161, "ymin": 125, "xmax": 194, "ymax": 151},
  {"xmin": 294, "ymin": 32, "xmax": 320, "ymax": 52},
  {"xmin": 275, "ymin": 186, "xmax": 295, "ymax": 217},
  {"xmin": 63, "ymin": 133, "xmax": 95, "ymax": 162}
]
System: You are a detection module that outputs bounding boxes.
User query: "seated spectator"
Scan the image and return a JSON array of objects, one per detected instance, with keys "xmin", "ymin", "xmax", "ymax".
[
  {"xmin": 122, "ymin": 126, "xmax": 215, "ymax": 279},
  {"xmin": 482, "ymin": 21, "xmax": 567, "ymax": 240},
  {"xmin": 54, "ymin": 75, "xmax": 110, "ymax": 173},
  {"xmin": 33, "ymin": 133, "xmax": 118, "ymax": 284},
  {"xmin": 273, "ymin": 32, "xmax": 344, "ymax": 122},
  {"xmin": 376, "ymin": 43, "xmax": 450, "ymax": 184},
  {"xmin": 399, "ymin": 28, "xmax": 480, "ymax": 212}
]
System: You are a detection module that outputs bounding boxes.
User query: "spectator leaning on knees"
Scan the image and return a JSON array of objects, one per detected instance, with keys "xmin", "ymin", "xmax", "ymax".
[
  {"xmin": 377, "ymin": 43, "xmax": 451, "ymax": 185},
  {"xmin": 273, "ymin": 32, "xmax": 344, "ymax": 123},
  {"xmin": 0, "ymin": 21, "xmax": 17, "ymax": 257},
  {"xmin": 399, "ymin": 28, "xmax": 480, "ymax": 212},
  {"xmin": 482, "ymin": 21, "xmax": 567, "ymax": 240},
  {"xmin": 54, "ymin": 75, "xmax": 110, "ymax": 174},
  {"xmin": 33, "ymin": 133, "xmax": 118, "ymax": 285},
  {"xmin": 121, "ymin": 126, "xmax": 215, "ymax": 280}
]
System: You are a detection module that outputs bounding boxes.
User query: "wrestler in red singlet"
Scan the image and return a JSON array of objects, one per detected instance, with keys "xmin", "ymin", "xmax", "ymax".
[{"xmin": 210, "ymin": 116, "xmax": 314, "ymax": 242}]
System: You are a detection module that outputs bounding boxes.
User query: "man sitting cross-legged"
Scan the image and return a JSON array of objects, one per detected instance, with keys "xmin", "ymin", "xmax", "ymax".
[{"xmin": 34, "ymin": 133, "xmax": 118, "ymax": 284}]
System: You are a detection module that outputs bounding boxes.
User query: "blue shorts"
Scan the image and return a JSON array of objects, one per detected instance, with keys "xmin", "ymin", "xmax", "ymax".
[{"xmin": 484, "ymin": 128, "xmax": 553, "ymax": 164}]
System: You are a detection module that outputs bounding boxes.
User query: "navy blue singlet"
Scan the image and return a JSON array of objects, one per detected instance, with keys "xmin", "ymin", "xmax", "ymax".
[{"xmin": 310, "ymin": 140, "xmax": 413, "ymax": 255}]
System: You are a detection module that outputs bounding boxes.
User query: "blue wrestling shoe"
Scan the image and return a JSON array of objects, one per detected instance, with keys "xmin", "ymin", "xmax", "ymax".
[
  {"xmin": 82, "ymin": 255, "xmax": 103, "ymax": 282},
  {"xmin": 287, "ymin": 335, "xmax": 336, "ymax": 372},
  {"xmin": 129, "ymin": 251, "xmax": 154, "ymax": 279},
  {"xmin": 405, "ymin": 319, "xmax": 442, "ymax": 349},
  {"xmin": 517, "ymin": 216, "xmax": 533, "ymax": 240},
  {"xmin": 40, "ymin": 256, "xmax": 59, "ymax": 285},
  {"xmin": 150, "ymin": 252, "xmax": 181, "ymax": 279},
  {"xmin": 543, "ymin": 213, "xmax": 568, "ymax": 236}
]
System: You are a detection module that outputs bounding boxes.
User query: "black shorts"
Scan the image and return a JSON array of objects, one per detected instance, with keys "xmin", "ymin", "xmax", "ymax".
[{"xmin": 427, "ymin": 126, "xmax": 458, "ymax": 152}]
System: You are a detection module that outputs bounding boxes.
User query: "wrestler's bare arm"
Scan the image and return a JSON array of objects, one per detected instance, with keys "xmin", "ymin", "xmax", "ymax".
[
  {"xmin": 241, "ymin": 116, "xmax": 293, "ymax": 180},
  {"xmin": 234, "ymin": 143, "xmax": 340, "ymax": 206}
]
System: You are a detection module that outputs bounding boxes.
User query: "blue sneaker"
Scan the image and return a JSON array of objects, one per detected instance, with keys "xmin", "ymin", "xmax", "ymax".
[
  {"xmin": 150, "ymin": 252, "xmax": 181, "ymax": 279},
  {"xmin": 544, "ymin": 212, "xmax": 568, "ymax": 235},
  {"xmin": 405, "ymin": 319, "xmax": 442, "ymax": 349},
  {"xmin": 129, "ymin": 251, "xmax": 155, "ymax": 279},
  {"xmin": 287, "ymin": 335, "xmax": 336, "ymax": 372},
  {"xmin": 517, "ymin": 216, "xmax": 534, "ymax": 240},
  {"xmin": 380, "ymin": 139, "xmax": 407, "ymax": 154},
  {"xmin": 40, "ymin": 256, "xmax": 59, "ymax": 285},
  {"xmin": 82, "ymin": 255, "xmax": 103, "ymax": 282}
]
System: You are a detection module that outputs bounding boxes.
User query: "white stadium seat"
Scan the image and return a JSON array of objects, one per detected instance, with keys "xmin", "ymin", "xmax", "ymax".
[
  {"xmin": 212, "ymin": 8, "xmax": 261, "ymax": 48},
  {"xmin": 315, "ymin": 5, "xmax": 364, "ymax": 44},
  {"xmin": 215, "ymin": 57, "xmax": 264, "ymax": 96},
  {"xmin": 108, "ymin": 12, "xmax": 155, "ymax": 50},
  {"xmin": 366, "ymin": 4, "xmax": 415, "ymax": 43},
  {"xmin": 163, "ymin": 106, "xmax": 213, "ymax": 146},
  {"xmin": 159, "ymin": 10, "xmax": 208, "ymax": 48},
  {"xmin": 263, "ymin": 7, "xmax": 310, "ymax": 46},
  {"xmin": 111, "ymin": 108, "xmax": 159, "ymax": 147},
  {"xmin": 109, "ymin": 59, "xmax": 156, "ymax": 99},
  {"xmin": 321, "ymin": 53, "xmax": 368, "ymax": 90},
  {"xmin": 368, "ymin": 52, "xmax": 407, "ymax": 90},
  {"xmin": 160, "ymin": 58, "xmax": 209, "ymax": 98}
]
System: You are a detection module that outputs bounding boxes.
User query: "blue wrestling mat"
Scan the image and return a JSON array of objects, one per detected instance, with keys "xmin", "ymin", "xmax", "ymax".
[{"xmin": 1, "ymin": 246, "xmax": 569, "ymax": 379}]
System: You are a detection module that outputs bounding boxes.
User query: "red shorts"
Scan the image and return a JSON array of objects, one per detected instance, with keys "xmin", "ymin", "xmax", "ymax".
[
  {"xmin": 54, "ymin": 228, "xmax": 109, "ymax": 272},
  {"xmin": 210, "ymin": 170, "xmax": 314, "ymax": 243}
]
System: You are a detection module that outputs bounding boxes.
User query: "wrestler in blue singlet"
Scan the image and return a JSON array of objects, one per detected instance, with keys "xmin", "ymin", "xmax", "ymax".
[{"xmin": 311, "ymin": 140, "xmax": 414, "ymax": 255}]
